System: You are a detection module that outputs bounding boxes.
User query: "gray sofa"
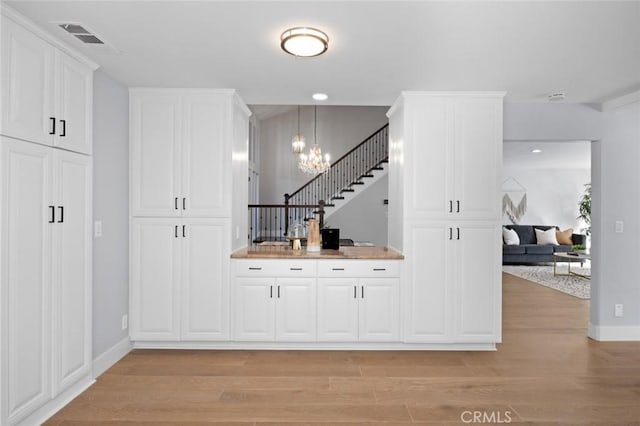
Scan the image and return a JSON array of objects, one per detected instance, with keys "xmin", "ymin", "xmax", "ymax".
[{"xmin": 502, "ymin": 225, "xmax": 586, "ymax": 264}]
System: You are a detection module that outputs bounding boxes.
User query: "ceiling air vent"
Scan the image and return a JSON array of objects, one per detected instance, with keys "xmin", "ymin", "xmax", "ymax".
[{"xmin": 58, "ymin": 23, "xmax": 104, "ymax": 44}]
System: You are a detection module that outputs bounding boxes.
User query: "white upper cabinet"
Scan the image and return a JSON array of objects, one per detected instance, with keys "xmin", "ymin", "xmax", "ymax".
[
  {"xmin": 54, "ymin": 51, "xmax": 93, "ymax": 154},
  {"xmin": 130, "ymin": 90, "xmax": 242, "ymax": 218},
  {"xmin": 396, "ymin": 93, "xmax": 503, "ymax": 220},
  {"xmin": 130, "ymin": 92, "xmax": 182, "ymax": 217},
  {"xmin": 1, "ymin": 16, "xmax": 53, "ymax": 145},
  {"xmin": 0, "ymin": 13, "xmax": 94, "ymax": 155}
]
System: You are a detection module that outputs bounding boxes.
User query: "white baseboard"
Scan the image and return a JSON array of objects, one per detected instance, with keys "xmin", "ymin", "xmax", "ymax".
[
  {"xmin": 588, "ymin": 322, "xmax": 640, "ymax": 341},
  {"xmin": 20, "ymin": 376, "xmax": 94, "ymax": 426},
  {"xmin": 92, "ymin": 336, "xmax": 133, "ymax": 378},
  {"xmin": 132, "ymin": 341, "xmax": 497, "ymax": 351}
]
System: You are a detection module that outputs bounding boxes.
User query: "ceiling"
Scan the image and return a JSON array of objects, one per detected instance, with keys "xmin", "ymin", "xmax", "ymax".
[
  {"xmin": 503, "ymin": 140, "xmax": 591, "ymax": 169},
  {"xmin": 4, "ymin": 1, "xmax": 640, "ymax": 106}
]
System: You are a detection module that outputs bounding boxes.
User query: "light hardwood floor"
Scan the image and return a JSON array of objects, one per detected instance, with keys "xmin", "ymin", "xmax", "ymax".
[{"xmin": 46, "ymin": 273, "xmax": 640, "ymax": 425}]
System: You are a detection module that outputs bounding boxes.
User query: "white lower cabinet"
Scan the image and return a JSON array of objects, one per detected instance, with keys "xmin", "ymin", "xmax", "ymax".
[
  {"xmin": 403, "ymin": 221, "xmax": 500, "ymax": 344},
  {"xmin": 130, "ymin": 218, "xmax": 230, "ymax": 341},
  {"xmin": 1, "ymin": 137, "xmax": 92, "ymax": 425},
  {"xmin": 316, "ymin": 261, "xmax": 400, "ymax": 342},
  {"xmin": 234, "ymin": 269, "xmax": 317, "ymax": 342}
]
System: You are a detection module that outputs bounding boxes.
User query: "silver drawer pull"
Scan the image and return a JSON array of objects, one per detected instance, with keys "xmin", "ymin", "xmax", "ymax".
[
  {"xmin": 290, "ymin": 267, "xmax": 303, "ymax": 271},
  {"xmin": 248, "ymin": 267, "xmax": 262, "ymax": 271},
  {"xmin": 373, "ymin": 268, "xmax": 386, "ymax": 271},
  {"xmin": 332, "ymin": 268, "xmax": 345, "ymax": 271}
]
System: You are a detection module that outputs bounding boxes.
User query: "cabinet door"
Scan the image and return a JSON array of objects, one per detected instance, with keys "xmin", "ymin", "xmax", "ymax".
[
  {"xmin": 181, "ymin": 219, "xmax": 230, "ymax": 340},
  {"xmin": 0, "ymin": 138, "xmax": 52, "ymax": 423},
  {"xmin": 130, "ymin": 92, "xmax": 182, "ymax": 217},
  {"xmin": 359, "ymin": 278, "xmax": 400, "ymax": 342},
  {"xmin": 181, "ymin": 93, "xmax": 229, "ymax": 217},
  {"xmin": 454, "ymin": 223, "xmax": 501, "ymax": 343},
  {"xmin": 452, "ymin": 98, "xmax": 502, "ymax": 220},
  {"xmin": 405, "ymin": 98, "xmax": 453, "ymax": 219},
  {"xmin": 403, "ymin": 223, "xmax": 453, "ymax": 343},
  {"xmin": 0, "ymin": 16, "xmax": 54, "ymax": 145},
  {"xmin": 275, "ymin": 278, "xmax": 316, "ymax": 342},
  {"xmin": 130, "ymin": 219, "xmax": 181, "ymax": 340},
  {"xmin": 51, "ymin": 150, "xmax": 92, "ymax": 394},
  {"xmin": 54, "ymin": 51, "xmax": 93, "ymax": 154},
  {"xmin": 317, "ymin": 278, "xmax": 358, "ymax": 342},
  {"xmin": 234, "ymin": 278, "xmax": 274, "ymax": 341}
]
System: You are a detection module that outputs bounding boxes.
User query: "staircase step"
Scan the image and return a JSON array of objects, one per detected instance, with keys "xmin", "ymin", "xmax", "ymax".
[
  {"xmin": 351, "ymin": 181, "xmax": 365, "ymax": 185},
  {"xmin": 380, "ymin": 159, "xmax": 389, "ymax": 163},
  {"xmin": 325, "ymin": 203, "xmax": 335, "ymax": 207},
  {"xmin": 332, "ymin": 196, "xmax": 345, "ymax": 200},
  {"xmin": 371, "ymin": 166, "xmax": 384, "ymax": 171},
  {"xmin": 341, "ymin": 189, "xmax": 355, "ymax": 193},
  {"xmin": 361, "ymin": 174, "xmax": 374, "ymax": 178}
]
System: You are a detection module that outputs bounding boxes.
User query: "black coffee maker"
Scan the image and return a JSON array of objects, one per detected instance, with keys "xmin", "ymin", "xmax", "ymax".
[{"xmin": 321, "ymin": 228, "xmax": 340, "ymax": 250}]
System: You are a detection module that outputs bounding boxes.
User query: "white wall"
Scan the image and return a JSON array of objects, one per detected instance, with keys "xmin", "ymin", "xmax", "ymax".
[
  {"xmin": 326, "ymin": 174, "xmax": 389, "ymax": 246},
  {"xmin": 92, "ymin": 70, "xmax": 130, "ymax": 358},
  {"xmin": 258, "ymin": 106, "xmax": 388, "ymax": 203},
  {"xmin": 502, "ymin": 167, "xmax": 590, "ymax": 232},
  {"xmin": 590, "ymin": 93, "xmax": 640, "ymax": 339}
]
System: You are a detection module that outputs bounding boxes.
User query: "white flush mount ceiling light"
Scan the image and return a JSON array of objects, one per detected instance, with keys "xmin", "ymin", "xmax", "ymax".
[
  {"xmin": 312, "ymin": 93, "xmax": 328, "ymax": 101},
  {"xmin": 281, "ymin": 27, "xmax": 329, "ymax": 57},
  {"xmin": 531, "ymin": 149, "xmax": 542, "ymax": 153}
]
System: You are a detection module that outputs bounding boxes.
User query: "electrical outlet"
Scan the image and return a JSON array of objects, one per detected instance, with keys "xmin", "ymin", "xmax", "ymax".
[
  {"xmin": 615, "ymin": 304, "xmax": 623, "ymax": 318},
  {"xmin": 121, "ymin": 314, "xmax": 128, "ymax": 330},
  {"xmin": 94, "ymin": 220, "xmax": 102, "ymax": 238}
]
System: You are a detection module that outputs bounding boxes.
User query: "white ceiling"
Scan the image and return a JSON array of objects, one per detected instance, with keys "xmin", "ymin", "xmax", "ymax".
[
  {"xmin": 503, "ymin": 140, "xmax": 591, "ymax": 169},
  {"xmin": 4, "ymin": 1, "xmax": 640, "ymax": 106}
]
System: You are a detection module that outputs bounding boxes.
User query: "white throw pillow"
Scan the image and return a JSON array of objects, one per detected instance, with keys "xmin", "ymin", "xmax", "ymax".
[
  {"xmin": 503, "ymin": 227, "xmax": 520, "ymax": 245},
  {"xmin": 535, "ymin": 228, "xmax": 559, "ymax": 245}
]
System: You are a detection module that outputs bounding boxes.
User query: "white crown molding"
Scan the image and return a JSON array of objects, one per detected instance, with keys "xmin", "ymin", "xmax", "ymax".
[{"xmin": 1, "ymin": 4, "xmax": 99, "ymax": 70}]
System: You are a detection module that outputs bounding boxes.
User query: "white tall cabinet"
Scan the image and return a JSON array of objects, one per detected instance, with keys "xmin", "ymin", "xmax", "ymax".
[
  {"xmin": 0, "ymin": 7, "xmax": 95, "ymax": 424},
  {"xmin": 129, "ymin": 89, "xmax": 250, "ymax": 345},
  {"xmin": 387, "ymin": 92, "xmax": 504, "ymax": 347}
]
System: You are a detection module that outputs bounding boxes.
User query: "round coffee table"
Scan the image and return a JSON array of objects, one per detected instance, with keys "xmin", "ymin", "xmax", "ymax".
[{"xmin": 553, "ymin": 252, "xmax": 591, "ymax": 279}]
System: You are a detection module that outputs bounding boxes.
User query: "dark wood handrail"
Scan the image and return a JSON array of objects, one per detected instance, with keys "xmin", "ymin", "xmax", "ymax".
[{"xmin": 287, "ymin": 124, "xmax": 389, "ymax": 200}]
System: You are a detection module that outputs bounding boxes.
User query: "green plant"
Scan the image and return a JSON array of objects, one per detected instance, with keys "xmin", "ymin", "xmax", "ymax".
[
  {"xmin": 577, "ymin": 183, "xmax": 591, "ymax": 235},
  {"xmin": 572, "ymin": 244, "xmax": 586, "ymax": 251}
]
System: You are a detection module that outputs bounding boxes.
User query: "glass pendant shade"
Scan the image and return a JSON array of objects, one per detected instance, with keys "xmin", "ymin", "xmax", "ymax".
[{"xmin": 292, "ymin": 105, "xmax": 306, "ymax": 154}]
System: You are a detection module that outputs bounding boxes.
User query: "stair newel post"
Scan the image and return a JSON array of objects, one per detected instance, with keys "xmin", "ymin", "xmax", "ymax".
[
  {"xmin": 318, "ymin": 199, "xmax": 325, "ymax": 230},
  {"xmin": 284, "ymin": 193, "xmax": 290, "ymax": 237}
]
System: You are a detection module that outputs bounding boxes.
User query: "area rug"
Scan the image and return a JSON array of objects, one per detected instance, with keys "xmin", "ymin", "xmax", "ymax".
[{"xmin": 502, "ymin": 265, "xmax": 590, "ymax": 299}]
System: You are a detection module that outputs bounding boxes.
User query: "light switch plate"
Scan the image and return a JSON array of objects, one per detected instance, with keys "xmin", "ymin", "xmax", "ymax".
[
  {"xmin": 615, "ymin": 221, "xmax": 624, "ymax": 233},
  {"xmin": 615, "ymin": 304, "xmax": 623, "ymax": 317}
]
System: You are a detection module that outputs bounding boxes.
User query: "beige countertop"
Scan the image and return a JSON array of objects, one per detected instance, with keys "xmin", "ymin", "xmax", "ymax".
[{"xmin": 231, "ymin": 245, "xmax": 404, "ymax": 260}]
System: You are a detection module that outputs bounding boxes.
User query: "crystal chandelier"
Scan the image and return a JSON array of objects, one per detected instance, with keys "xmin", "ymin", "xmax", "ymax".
[
  {"xmin": 298, "ymin": 105, "xmax": 330, "ymax": 175},
  {"xmin": 292, "ymin": 105, "xmax": 305, "ymax": 155}
]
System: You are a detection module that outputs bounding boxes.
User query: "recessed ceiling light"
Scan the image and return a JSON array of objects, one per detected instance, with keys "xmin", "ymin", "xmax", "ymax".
[
  {"xmin": 312, "ymin": 93, "xmax": 328, "ymax": 101},
  {"xmin": 531, "ymin": 149, "xmax": 542, "ymax": 153},
  {"xmin": 280, "ymin": 27, "xmax": 329, "ymax": 57}
]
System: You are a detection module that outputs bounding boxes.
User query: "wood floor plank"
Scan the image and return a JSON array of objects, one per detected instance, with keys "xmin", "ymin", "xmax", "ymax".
[{"xmin": 44, "ymin": 273, "xmax": 640, "ymax": 424}]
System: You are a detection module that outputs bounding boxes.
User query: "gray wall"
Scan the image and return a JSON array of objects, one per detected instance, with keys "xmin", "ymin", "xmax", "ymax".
[
  {"xmin": 92, "ymin": 70, "xmax": 130, "ymax": 358},
  {"xmin": 502, "ymin": 166, "xmax": 591, "ymax": 232},
  {"xmin": 258, "ymin": 106, "xmax": 388, "ymax": 203},
  {"xmin": 591, "ymin": 97, "xmax": 640, "ymax": 330},
  {"xmin": 326, "ymin": 174, "xmax": 389, "ymax": 246}
]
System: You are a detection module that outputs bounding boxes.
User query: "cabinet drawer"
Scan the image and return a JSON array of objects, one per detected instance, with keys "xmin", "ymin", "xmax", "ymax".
[
  {"xmin": 234, "ymin": 259, "xmax": 317, "ymax": 277},
  {"xmin": 318, "ymin": 260, "xmax": 400, "ymax": 277}
]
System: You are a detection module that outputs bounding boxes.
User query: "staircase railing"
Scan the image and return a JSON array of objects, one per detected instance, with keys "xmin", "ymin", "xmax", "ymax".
[
  {"xmin": 284, "ymin": 124, "xmax": 389, "ymax": 207},
  {"xmin": 248, "ymin": 201, "xmax": 324, "ymax": 245}
]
